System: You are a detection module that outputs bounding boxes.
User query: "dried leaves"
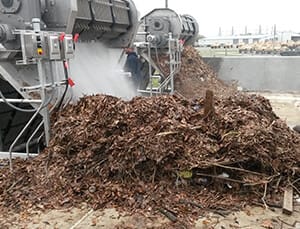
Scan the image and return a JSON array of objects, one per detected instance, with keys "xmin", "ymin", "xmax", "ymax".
[
  {"xmin": 0, "ymin": 93, "xmax": 299, "ymax": 226},
  {"xmin": 0, "ymin": 47, "xmax": 299, "ymax": 226},
  {"xmin": 175, "ymin": 46, "xmax": 237, "ymax": 99}
]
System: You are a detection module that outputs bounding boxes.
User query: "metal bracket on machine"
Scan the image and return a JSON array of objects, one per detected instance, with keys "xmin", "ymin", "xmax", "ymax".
[
  {"xmin": 14, "ymin": 30, "xmax": 75, "ymax": 65},
  {"xmin": 134, "ymin": 8, "xmax": 197, "ymax": 96},
  {"xmin": 136, "ymin": 32, "xmax": 182, "ymax": 96},
  {"xmin": 0, "ymin": 19, "xmax": 76, "ymax": 170}
]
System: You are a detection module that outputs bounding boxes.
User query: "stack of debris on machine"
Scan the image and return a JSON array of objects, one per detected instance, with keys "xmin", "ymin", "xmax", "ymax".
[
  {"xmin": 154, "ymin": 46, "xmax": 237, "ymax": 98},
  {"xmin": 175, "ymin": 46, "xmax": 238, "ymax": 98},
  {"xmin": 0, "ymin": 46, "xmax": 299, "ymax": 227}
]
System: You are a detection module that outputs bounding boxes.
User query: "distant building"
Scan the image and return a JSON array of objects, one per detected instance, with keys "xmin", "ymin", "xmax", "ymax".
[
  {"xmin": 198, "ymin": 31, "xmax": 300, "ymax": 47},
  {"xmin": 278, "ymin": 31, "xmax": 300, "ymax": 42}
]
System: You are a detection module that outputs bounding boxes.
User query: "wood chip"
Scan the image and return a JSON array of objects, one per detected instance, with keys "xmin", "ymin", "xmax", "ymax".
[{"xmin": 283, "ymin": 187, "xmax": 293, "ymax": 215}]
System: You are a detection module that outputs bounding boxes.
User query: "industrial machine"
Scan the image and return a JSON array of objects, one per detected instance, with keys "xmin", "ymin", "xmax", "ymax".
[
  {"xmin": 134, "ymin": 8, "xmax": 199, "ymax": 94},
  {"xmin": 0, "ymin": 0, "xmax": 138, "ymax": 164}
]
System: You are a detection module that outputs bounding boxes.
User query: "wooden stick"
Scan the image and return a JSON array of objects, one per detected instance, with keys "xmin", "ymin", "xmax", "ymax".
[
  {"xmin": 261, "ymin": 183, "xmax": 269, "ymax": 209},
  {"xmin": 158, "ymin": 208, "xmax": 177, "ymax": 222},
  {"xmin": 6, "ymin": 176, "xmax": 24, "ymax": 193},
  {"xmin": 207, "ymin": 163, "xmax": 265, "ymax": 176},
  {"xmin": 283, "ymin": 187, "xmax": 293, "ymax": 215},
  {"xmin": 203, "ymin": 90, "xmax": 214, "ymax": 118},
  {"xmin": 156, "ymin": 131, "xmax": 178, "ymax": 137}
]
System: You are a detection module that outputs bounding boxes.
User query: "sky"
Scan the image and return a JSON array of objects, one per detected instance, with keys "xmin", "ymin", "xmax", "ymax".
[{"xmin": 133, "ymin": 0, "xmax": 300, "ymax": 37}]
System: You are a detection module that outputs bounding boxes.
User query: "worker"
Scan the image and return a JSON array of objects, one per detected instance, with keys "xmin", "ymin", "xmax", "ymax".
[{"xmin": 124, "ymin": 47, "xmax": 142, "ymax": 89}]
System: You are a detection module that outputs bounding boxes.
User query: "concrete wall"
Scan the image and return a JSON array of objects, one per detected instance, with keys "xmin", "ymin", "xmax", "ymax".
[{"xmin": 203, "ymin": 56, "xmax": 300, "ymax": 92}]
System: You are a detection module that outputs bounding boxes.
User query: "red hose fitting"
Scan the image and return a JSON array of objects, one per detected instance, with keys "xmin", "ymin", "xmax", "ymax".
[{"xmin": 74, "ymin": 33, "xmax": 80, "ymax": 43}]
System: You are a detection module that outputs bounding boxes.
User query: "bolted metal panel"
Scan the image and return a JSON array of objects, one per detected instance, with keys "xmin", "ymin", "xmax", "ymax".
[
  {"xmin": 136, "ymin": 8, "xmax": 199, "ymax": 48},
  {"xmin": 112, "ymin": 0, "xmax": 130, "ymax": 26},
  {"xmin": 92, "ymin": 0, "xmax": 113, "ymax": 24},
  {"xmin": 182, "ymin": 15, "xmax": 196, "ymax": 35},
  {"xmin": 181, "ymin": 18, "xmax": 190, "ymax": 33},
  {"xmin": 1, "ymin": 0, "xmax": 14, "ymax": 8},
  {"xmin": 73, "ymin": 0, "xmax": 92, "ymax": 34},
  {"xmin": 0, "ymin": 0, "xmax": 21, "ymax": 13},
  {"xmin": 0, "ymin": 24, "xmax": 15, "ymax": 42},
  {"xmin": 23, "ymin": 0, "xmax": 41, "ymax": 20},
  {"xmin": 76, "ymin": 0, "xmax": 91, "ymax": 19},
  {"xmin": 48, "ymin": 34, "xmax": 61, "ymax": 60},
  {"xmin": 42, "ymin": 0, "xmax": 73, "ymax": 31},
  {"xmin": 0, "ymin": 0, "xmax": 138, "ymax": 47},
  {"xmin": 81, "ymin": 0, "xmax": 133, "ymax": 41},
  {"xmin": 90, "ymin": 0, "xmax": 112, "ymax": 36},
  {"xmin": 146, "ymin": 16, "xmax": 170, "ymax": 47},
  {"xmin": 107, "ymin": 0, "xmax": 139, "ymax": 47},
  {"xmin": 0, "ymin": 0, "xmax": 41, "ymax": 28},
  {"xmin": 180, "ymin": 14, "xmax": 199, "ymax": 45},
  {"xmin": 136, "ymin": 8, "xmax": 180, "ymax": 48}
]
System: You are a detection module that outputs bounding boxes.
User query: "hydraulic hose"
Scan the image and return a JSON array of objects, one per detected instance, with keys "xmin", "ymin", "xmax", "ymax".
[
  {"xmin": 56, "ymin": 60, "xmax": 69, "ymax": 111},
  {"xmin": 0, "ymin": 90, "xmax": 36, "ymax": 112}
]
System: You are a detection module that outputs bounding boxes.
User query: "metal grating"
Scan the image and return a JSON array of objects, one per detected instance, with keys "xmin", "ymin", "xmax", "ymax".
[
  {"xmin": 92, "ymin": 0, "xmax": 113, "ymax": 24},
  {"xmin": 76, "ymin": 0, "xmax": 92, "ymax": 19},
  {"xmin": 112, "ymin": 0, "xmax": 130, "ymax": 26}
]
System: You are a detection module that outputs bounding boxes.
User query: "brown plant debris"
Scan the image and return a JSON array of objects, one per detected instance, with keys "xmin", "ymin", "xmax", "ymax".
[
  {"xmin": 152, "ymin": 46, "xmax": 237, "ymax": 99},
  {"xmin": 175, "ymin": 46, "xmax": 237, "ymax": 99},
  {"xmin": 0, "ymin": 93, "xmax": 299, "ymax": 226}
]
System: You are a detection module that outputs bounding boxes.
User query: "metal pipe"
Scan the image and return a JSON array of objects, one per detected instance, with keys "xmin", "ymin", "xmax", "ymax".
[
  {"xmin": 37, "ymin": 60, "xmax": 51, "ymax": 146},
  {"xmin": 26, "ymin": 61, "xmax": 58, "ymax": 156},
  {"xmin": 12, "ymin": 139, "xmax": 39, "ymax": 152},
  {"xmin": 53, "ymin": 61, "xmax": 63, "ymax": 107},
  {"xmin": 0, "ymin": 90, "xmax": 37, "ymax": 113},
  {"xmin": 137, "ymin": 90, "xmax": 161, "ymax": 94},
  {"xmin": 32, "ymin": 18, "xmax": 41, "ymax": 31},
  {"xmin": 26, "ymin": 121, "xmax": 44, "ymax": 157},
  {"xmin": 26, "ymin": 63, "xmax": 55, "ymax": 158},
  {"xmin": 0, "ymin": 152, "xmax": 38, "ymax": 159},
  {"xmin": 169, "ymin": 33, "xmax": 174, "ymax": 94},
  {"xmin": 9, "ymin": 21, "xmax": 51, "ymax": 169},
  {"xmin": 165, "ymin": 0, "xmax": 168, "ymax": 8},
  {"xmin": 0, "ymin": 99, "xmax": 42, "ymax": 103},
  {"xmin": 137, "ymin": 32, "xmax": 150, "ymax": 35},
  {"xmin": 9, "ymin": 104, "xmax": 43, "ymax": 170},
  {"xmin": 26, "ymin": 60, "xmax": 68, "ymax": 156},
  {"xmin": 8, "ymin": 76, "xmax": 57, "ymax": 166},
  {"xmin": 148, "ymin": 42, "xmax": 153, "ymax": 96},
  {"xmin": 8, "ymin": 78, "xmax": 55, "ymax": 166},
  {"xmin": 20, "ymin": 81, "xmax": 66, "ymax": 92}
]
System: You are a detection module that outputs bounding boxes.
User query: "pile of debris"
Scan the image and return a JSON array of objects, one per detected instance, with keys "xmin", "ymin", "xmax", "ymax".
[
  {"xmin": 0, "ymin": 93, "xmax": 299, "ymax": 225},
  {"xmin": 174, "ymin": 46, "xmax": 237, "ymax": 98},
  {"xmin": 153, "ymin": 46, "xmax": 237, "ymax": 99}
]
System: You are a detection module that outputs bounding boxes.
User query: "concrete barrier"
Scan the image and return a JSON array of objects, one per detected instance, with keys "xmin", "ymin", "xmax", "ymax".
[{"xmin": 203, "ymin": 56, "xmax": 300, "ymax": 93}]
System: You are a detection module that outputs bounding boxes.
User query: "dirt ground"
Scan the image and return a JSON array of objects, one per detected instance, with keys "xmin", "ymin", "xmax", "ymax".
[
  {"xmin": 253, "ymin": 92, "xmax": 300, "ymax": 128},
  {"xmin": 1, "ymin": 92, "xmax": 300, "ymax": 229},
  {"xmin": 2, "ymin": 203, "xmax": 300, "ymax": 229}
]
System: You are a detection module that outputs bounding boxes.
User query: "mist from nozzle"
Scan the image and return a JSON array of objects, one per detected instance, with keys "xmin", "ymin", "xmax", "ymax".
[{"xmin": 69, "ymin": 42, "xmax": 137, "ymax": 100}]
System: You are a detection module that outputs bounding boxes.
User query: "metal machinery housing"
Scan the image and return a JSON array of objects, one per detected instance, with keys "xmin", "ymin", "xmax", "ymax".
[
  {"xmin": 134, "ymin": 8, "xmax": 199, "ymax": 94},
  {"xmin": 0, "ymin": 0, "xmax": 138, "ymax": 166}
]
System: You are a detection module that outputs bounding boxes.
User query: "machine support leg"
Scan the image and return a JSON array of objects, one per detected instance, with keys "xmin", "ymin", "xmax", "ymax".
[
  {"xmin": 148, "ymin": 43, "xmax": 153, "ymax": 96},
  {"xmin": 37, "ymin": 60, "xmax": 50, "ymax": 146},
  {"xmin": 169, "ymin": 33, "xmax": 174, "ymax": 95}
]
